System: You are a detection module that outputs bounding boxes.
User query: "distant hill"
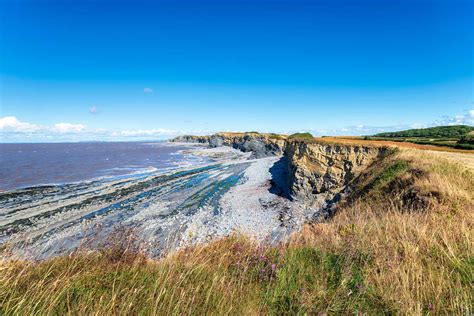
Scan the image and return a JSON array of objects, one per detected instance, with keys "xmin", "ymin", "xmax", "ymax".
[{"xmin": 373, "ymin": 125, "xmax": 474, "ymax": 138}]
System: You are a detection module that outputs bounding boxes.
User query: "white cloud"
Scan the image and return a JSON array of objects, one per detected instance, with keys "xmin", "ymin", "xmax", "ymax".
[
  {"xmin": 0, "ymin": 116, "xmax": 180, "ymax": 142},
  {"xmin": 143, "ymin": 87, "xmax": 153, "ymax": 93},
  {"xmin": 111, "ymin": 128, "xmax": 178, "ymax": 137},
  {"xmin": 53, "ymin": 123, "xmax": 86, "ymax": 133},
  {"xmin": 0, "ymin": 116, "xmax": 87, "ymax": 134},
  {"xmin": 0, "ymin": 116, "xmax": 40, "ymax": 132},
  {"xmin": 303, "ymin": 125, "xmax": 410, "ymax": 137},
  {"xmin": 3, "ymin": 108, "xmax": 471, "ymax": 143},
  {"xmin": 300, "ymin": 109, "xmax": 474, "ymax": 137},
  {"xmin": 432, "ymin": 108, "xmax": 474, "ymax": 126},
  {"xmin": 89, "ymin": 105, "xmax": 98, "ymax": 114}
]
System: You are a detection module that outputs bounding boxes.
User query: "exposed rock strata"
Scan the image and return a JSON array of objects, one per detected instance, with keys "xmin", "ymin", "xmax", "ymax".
[
  {"xmin": 170, "ymin": 133, "xmax": 391, "ymax": 201},
  {"xmin": 170, "ymin": 135, "xmax": 211, "ymax": 144},
  {"xmin": 285, "ymin": 140, "xmax": 390, "ymax": 199},
  {"xmin": 171, "ymin": 133, "xmax": 287, "ymax": 158}
]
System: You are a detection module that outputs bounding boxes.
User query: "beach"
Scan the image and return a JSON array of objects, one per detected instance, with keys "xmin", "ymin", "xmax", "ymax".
[{"xmin": 0, "ymin": 143, "xmax": 315, "ymax": 259}]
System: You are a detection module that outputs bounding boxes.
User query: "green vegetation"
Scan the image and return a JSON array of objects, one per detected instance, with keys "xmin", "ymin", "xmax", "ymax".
[
  {"xmin": 374, "ymin": 125, "xmax": 474, "ymax": 138},
  {"xmin": 1, "ymin": 150, "xmax": 473, "ymax": 314},
  {"xmin": 370, "ymin": 160, "xmax": 409, "ymax": 190},
  {"xmin": 366, "ymin": 125, "xmax": 474, "ymax": 150},
  {"xmin": 459, "ymin": 132, "xmax": 474, "ymax": 145},
  {"xmin": 268, "ymin": 133, "xmax": 286, "ymax": 140},
  {"xmin": 263, "ymin": 247, "xmax": 387, "ymax": 314},
  {"xmin": 288, "ymin": 132, "xmax": 314, "ymax": 141}
]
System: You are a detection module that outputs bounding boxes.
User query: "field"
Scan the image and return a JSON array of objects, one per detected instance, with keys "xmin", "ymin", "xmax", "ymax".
[
  {"xmin": 364, "ymin": 125, "xmax": 474, "ymax": 150},
  {"xmin": 1, "ymin": 147, "xmax": 472, "ymax": 314},
  {"xmin": 317, "ymin": 136, "xmax": 474, "ymax": 153}
]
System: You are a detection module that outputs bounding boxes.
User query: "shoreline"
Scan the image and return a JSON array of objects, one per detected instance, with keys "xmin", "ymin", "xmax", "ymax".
[{"xmin": 1, "ymin": 144, "xmax": 303, "ymax": 259}]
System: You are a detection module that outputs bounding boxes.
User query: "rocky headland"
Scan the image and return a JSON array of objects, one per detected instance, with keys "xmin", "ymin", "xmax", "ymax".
[{"xmin": 171, "ymin": 132, "xmax": 287, "ymax": 158}]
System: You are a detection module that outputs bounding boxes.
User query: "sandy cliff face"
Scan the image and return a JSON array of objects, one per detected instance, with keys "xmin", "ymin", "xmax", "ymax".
[{"xmin": 285, "ymin": 140, "xmax": 391, "ymax": 199}]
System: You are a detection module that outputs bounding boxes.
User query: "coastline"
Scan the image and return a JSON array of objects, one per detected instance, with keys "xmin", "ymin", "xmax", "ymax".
[{"xmin": 0, "ymin": 143, "xmax": 309, "ymax": 259}]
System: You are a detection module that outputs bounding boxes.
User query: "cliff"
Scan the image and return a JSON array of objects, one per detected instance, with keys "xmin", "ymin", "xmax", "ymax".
[
  {"xmin": 171, "ymin": 132, "xmax": 287, "ymax": 158},
  {"xmin": 170, "ymin": 133, "xmax": 392, "ymax": 200},
  {"xmin": 285, "ymin": 140, "xmax": 391, "ymax": 199},
  {"xmin": 170, "ymin": 135, "xmax": 211, "ymax": 144}
]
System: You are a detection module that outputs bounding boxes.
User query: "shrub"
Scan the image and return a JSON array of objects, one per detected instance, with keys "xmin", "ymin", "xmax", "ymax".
[{"xmin": 288, "ymin": 132, "xmax": 314, "ymax": 141}]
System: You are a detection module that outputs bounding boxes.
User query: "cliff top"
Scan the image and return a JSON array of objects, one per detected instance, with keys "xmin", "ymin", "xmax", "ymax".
[
  {"xmin": 172, "ymin": 131, "xmax": 474, "ymax": 153},
  {"xmin": 310, "ymin": 136, "xmax": 474, "ymax": 153}
]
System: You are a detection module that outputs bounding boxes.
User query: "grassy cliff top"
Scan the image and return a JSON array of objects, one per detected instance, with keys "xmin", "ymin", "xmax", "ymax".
[
  {"xmin": 215, "ymin": 131, "xmax": 287, "ymax": 139},
  {"xmin": 179, "ymin": 130, "xmax": 474, "ymax": 152},
  {"xmin": 176, "ymin": 129, "xmax": 474, "ymax": 153}
]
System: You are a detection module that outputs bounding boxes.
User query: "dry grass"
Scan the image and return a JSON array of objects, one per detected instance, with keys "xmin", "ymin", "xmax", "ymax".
[
  {"xmin": 0, "ymin": 237, "xmax": 270, "ymax": 315},
  {"xmin": 291, "ymin": 149, "xmax": 474, "ymax": 314},
  {"xmin": 315, "ymin": 136, "xmax": 474, "ymax": 153},
  {"xmin": 1, "ymin": 149, "xmax": 473, "ymax": 315}
]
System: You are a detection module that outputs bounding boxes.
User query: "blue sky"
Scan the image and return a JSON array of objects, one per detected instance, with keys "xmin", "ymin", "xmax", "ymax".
[{"xmin": 0, "ymin": 0, "xmax": 473, "ymax": 142}]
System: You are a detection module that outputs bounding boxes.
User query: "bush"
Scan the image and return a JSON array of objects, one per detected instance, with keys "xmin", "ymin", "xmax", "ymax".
[
  {"xmin": 288, "ymin": 132, "xmax": 314, "ymax": 141},
  {"xmin": 458, "ymin": 132, "xmax": 474, "ymax": 145}
]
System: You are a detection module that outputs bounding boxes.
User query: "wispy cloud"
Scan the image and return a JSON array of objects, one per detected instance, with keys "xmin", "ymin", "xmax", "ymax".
[
  {"xmin": 143, "ymin": 87, "xmax": 153, "ymax": 93},
  {"xmin": 111, "ymin": 128, "xmax": 178, "ymax": 137},
  {"xmin": 280, "ymin": 109, "xmax": 474, "ymax": 137},
  {"xmin": 89, "ymin": 105, "xmax": 99, "ymax": 114},
  {"xmin": 52, "ymin": 123, "xmax": 86, "ymax": 133},
  {"xmin": 432, "ymin": 109, "xmax": 474, "ymax": 126},
  {"xmin": 301, "ymin": 125, "xmax": 412, "ymax": 137},
  {"xmin": 1, "ymin": 109, "xmax": 472, "ymax": 142}
]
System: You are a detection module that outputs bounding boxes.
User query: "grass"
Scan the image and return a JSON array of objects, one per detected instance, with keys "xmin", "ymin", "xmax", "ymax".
[
  {"xmin": 373, "ymin": 125, "xmax": 474, "ymax": 138},
  {"xmin": 1, "ymin": 149, "xmax": 473, "ymax": 315},
  {"xmin": 364, "ymin": 125, "xmax": 474, "ymax": 150},
  {"xmin": 288, "ymin": 132, "xmax": 314, "ymax": 141},
  {"xmin": 370, "ymin": 159, "xmax": 409, "ymax": 190}
]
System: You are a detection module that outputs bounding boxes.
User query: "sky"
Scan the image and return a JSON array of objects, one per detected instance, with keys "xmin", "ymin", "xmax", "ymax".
[{"xmin": 0, "ymin": 0, "xmax": 473, "ymax": 142}]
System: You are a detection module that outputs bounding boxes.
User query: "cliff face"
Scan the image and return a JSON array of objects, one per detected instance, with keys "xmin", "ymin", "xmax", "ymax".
[
  {"xmin": 170, "ymin": 135, "xmax": 211, "ymax": 144},
  {"xmin": 285, "ymin": 140, "xmax": 390, "ymax": 199},
  {"xmin": 170, "ymin": 133, "xmax": 391, "ymax": 200},
  {"xmin": 171, "ymin": 133, "xmax": 287, "ymax": 158}
]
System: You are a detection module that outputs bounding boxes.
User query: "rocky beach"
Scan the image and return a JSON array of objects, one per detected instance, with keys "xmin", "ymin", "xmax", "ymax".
[{"xmin": 0, "ymin": 133, "xmax": 394, "ymax": 260}]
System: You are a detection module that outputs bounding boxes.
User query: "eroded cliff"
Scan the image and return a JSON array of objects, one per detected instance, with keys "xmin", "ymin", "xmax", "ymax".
[
  {"xmin": 285, "ymin": 140, "xmax": 391, "ymax": 200},
  {"xmin": 170, "ymin": 133, "xmax": 392, "ymax": 202},
  {"xmin": 172, "ymin": 132, "xmax": 287, "ymax": 158}
]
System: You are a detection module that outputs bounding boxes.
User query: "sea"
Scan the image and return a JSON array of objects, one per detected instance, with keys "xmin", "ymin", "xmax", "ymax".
[
  {"xmin": 0, "ymin": 141, "xmax": 253, "ymax": 259},
  {"xmin": 0, "ymin": 142, "xmax": 207, "ymax": 192},
  {"xmin": 0, "ymin": 141, "xmax": 306, "ymax": 260}
]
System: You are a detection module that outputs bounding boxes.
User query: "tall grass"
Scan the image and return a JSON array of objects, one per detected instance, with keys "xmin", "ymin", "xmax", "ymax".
[{"xmin": 1, "ymin": 149, "xmax": 472, "ymax": 315}]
